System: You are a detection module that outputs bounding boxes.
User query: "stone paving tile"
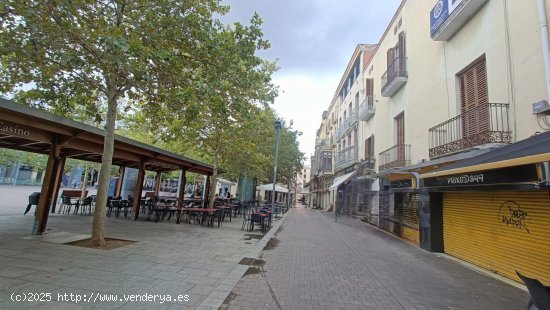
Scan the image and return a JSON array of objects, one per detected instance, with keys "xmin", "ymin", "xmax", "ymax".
[
  {"xmin": 0, "ymin": 200, "xmax": 281, "ymax": 310},
  {"xmin": 221, "ymin": 206, "xmax": 530, "ymax": 310}
]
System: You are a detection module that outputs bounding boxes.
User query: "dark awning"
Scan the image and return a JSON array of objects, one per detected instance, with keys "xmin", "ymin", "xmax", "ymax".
[{"xmin": 422, "ymin": 131, "xmax": 550, "ymax": 179}]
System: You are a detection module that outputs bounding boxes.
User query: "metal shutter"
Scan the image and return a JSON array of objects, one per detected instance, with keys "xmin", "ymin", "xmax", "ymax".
[{"xmin": 443, "ymin": 191, "xmax": 550, "ymax": 284}]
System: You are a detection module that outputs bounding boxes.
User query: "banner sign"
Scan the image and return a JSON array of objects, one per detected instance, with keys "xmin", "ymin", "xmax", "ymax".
[
  {"xmin": 424, "ymin": 164, "xmax": 539, "ymax": 188},
  {"xmin": 430, "ymin": 0, "xmax": 449, "ymax": 35}
]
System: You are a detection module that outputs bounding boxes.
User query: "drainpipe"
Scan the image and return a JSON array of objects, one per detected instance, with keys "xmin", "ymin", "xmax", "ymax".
[{"xmin": 537, "ymin": 0, "xmax": 550, "ymax": 101}]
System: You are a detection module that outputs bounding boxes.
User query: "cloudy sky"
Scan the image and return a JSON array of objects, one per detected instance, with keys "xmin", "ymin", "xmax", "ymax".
[{"xmin": 221, "ymin": 0, "xmax": 402, "ymax": 164}]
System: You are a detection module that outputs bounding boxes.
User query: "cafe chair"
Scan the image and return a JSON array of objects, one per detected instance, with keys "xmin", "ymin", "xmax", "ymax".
[
  {"xmin": 241, "ymin": 207, "xmax": 251, "ymax": 231},
  {"xmin": 206, "ymin": 209, "xmax": 223, "ymax": 228},
  {"xmin": 79, "ymin": 196, "xmax": 95, "ymax": 215},
  {"xmin": 59, "ymin": 195, "xmax": 78, "ymax": 214},
  {"xmin": 249, "ymin": 213, "xmax": 265, "ymax": 233}
]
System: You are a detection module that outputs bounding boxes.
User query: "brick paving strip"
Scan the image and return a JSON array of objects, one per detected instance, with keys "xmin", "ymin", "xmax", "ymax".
[{"xmin": 221, "ymin": 207, "xmax": 530, "ymax": 310}]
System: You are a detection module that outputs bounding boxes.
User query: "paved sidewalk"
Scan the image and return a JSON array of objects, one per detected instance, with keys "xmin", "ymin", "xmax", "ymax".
[
  {"xmin": 221, "ymin": 207, "xmax": 529, "ymax": 310},
  {"xmin": 0, "ymin": 206, "xmax": 287, "ymax": 309}
]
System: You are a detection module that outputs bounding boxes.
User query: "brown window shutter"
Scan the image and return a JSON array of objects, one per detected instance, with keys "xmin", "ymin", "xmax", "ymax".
[
  {"xmin": 398, "ymin": 32, "xmax": 406, "ymax": 66},
  {"xmin": 366, "ymin": 78, "xmax": 373, "ymax": 96},
  {"xmin": 475, "ymin": 60, "xmax": 489, "ymax": 132},
  {"xmin": 459, "ymin": 59, "xmax": 488, "ymax": 138}
]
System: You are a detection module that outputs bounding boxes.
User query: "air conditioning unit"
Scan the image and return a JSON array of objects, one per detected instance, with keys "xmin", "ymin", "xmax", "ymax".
[{"xmin": 533, "ymin": 100, "xmax": 550, "ymax": 115}]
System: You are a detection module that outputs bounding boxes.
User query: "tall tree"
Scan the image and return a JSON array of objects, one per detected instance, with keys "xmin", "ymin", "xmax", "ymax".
[
  {"xmin": 0, "ymin": 0, "xmax": 226, "ymax": 245},
  {"xmin": 139, "ymin": 14, "xmax": 279, "ymax": 208}
]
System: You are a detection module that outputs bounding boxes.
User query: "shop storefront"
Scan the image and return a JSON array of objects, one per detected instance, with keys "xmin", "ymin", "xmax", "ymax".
[{"xmin": 422, "ymin": 132, "xmax": 550, "ymax": 284}]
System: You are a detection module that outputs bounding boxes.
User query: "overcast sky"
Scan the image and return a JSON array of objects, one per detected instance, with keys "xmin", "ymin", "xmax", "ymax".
[{"xmin": 220, "ymin": 0, "xmax": 402, "ymax": 164}]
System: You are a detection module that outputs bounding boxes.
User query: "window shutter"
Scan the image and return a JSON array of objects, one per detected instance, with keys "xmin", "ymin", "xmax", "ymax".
[{"xmin": 459, "ymin": 59, "xmax": 488, "ymax": 137}]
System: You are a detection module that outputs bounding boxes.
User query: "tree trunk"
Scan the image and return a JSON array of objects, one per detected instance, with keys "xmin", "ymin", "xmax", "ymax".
[
  {"xmin": 208, "ymin": 151, "xmax": 218, "ymax": 209},
  {"xmin": 91, "ymin": 80, "xmax": 118, "ymax": 246}
]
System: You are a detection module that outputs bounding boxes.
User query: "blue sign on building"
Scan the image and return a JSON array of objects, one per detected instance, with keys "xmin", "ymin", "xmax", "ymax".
[{"xmin": 430, "ymin": 0, "xmax": 449, "ymax": 36}]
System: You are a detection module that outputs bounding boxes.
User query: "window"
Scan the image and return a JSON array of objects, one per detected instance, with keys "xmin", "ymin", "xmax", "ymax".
[
  {"xmin": 365, "ymin": 135, "xmax": 375, "ymax": 159},
  {"xmin": 387, "ymin": 32, "xmax": 406, "ymax": 74},
  {"xmin": 395, "ymin": 113, "xmax": 405, "ymax": 162},
  {"xmin": 458, "ymin": 59, "xmax": 488, "ymax": 138},
  {"xmin": 321, "ymin": 151, "xmax": 332, "ymax": 172}
]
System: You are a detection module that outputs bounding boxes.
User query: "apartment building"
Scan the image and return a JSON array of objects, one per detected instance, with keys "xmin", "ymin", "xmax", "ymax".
[
  {"xmin": 294, "ymin": 164, "xmax": 310, "ymax": 205},
  {"xmin": 312, "ymin": 0, "xmax": 550, "ymax": 284},
  {"xmin": 310, "ymin": 44, "xmax": 377, "ymax": 212}
]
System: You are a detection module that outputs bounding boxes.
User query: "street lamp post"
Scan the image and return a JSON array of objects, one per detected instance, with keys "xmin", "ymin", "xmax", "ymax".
[{"xmin": 272, "ymin": 119, "xmax": 282, "ymax": 217}]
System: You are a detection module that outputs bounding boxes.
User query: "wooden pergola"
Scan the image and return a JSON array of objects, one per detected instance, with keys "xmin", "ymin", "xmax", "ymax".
[{"xmin": 0, "ymin": 98, "xmax": 215, "ymax": 234}]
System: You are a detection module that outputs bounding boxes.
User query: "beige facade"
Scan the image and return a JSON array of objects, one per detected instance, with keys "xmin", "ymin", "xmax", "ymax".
[{"xmin": 312, "ymin": 0, "xmax": 550, "ymax": 234}]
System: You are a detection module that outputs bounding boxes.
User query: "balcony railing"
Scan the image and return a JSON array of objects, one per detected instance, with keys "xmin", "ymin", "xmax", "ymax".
[
  {"xmin": 318, "ymin": 162, "xmax": 333, "ymax": 176},
  {"xmin": 311, "ymin": 159, "xmax": 319, "ymax": 176},
  {"xmin": 428, "ymin": 103, "xmax": 511, "ymax": 159},
  {"xmin": 358, "ymin": 96, "xmax": 375, "ymax": 121},
  {"xmin": 335, "ymin": 111, "xmax": 358, "ymax": 141},
  {"xmin": 381, "ymin": 57, "xmax": 407, "ymax": 97},
  {"xmin": 335, "ymin": 146, "xmax": 358, "ymax": 170},
  {"xmin": 357, "ymin": 158, "xmax": 376, "ymax": 179},
  {"xmin": 379, "ymin": 144, "xmax": 411, "ymax": 171}
]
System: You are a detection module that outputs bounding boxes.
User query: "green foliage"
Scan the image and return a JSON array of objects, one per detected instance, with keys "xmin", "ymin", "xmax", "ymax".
[
  {"xmin": 0, "ymin": 0, "xmax": 230, "ymax": 242},
  {"xmin": 0, "ymin": 148, "xmax": 47, "ymax": 171}
]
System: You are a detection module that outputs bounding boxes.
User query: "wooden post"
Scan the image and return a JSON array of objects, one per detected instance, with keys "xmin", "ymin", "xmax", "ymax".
[
  {"xmin": 154, "ymin": 171, "xmax": 162, "ymax": 196},
  {"xmin": 178, "ymin": 169, "xmax": 187, "ymax": 205},
  {"xmin": 32, "ymin": 140, "xmax": 61, "ymax": 235},
  {"xmin": 133, "ymin": 159, "xmax": 145, "ymax": 220},
  {"xmin": 204, "ymin": 174, "xmax": 211, "ymax": 207},
  {"xmin": 115, "ymin": 166, "xmax": 125, "ymax": 198},
  {"xmin": 50, "ymin": 155, "xmax": 66, "ymax": 213}
]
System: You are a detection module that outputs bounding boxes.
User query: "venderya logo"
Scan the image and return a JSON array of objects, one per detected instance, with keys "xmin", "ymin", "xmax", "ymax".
[{"xmin": 433, "ymin": 0, "xmax": 444, "ymax": 19}]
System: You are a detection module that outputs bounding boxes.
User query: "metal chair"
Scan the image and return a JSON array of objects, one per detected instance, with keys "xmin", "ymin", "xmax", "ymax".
[
  {"xmin": 59, "ymin": 195, "xmax": 78, "ymax": 214},
  {"xmin": 249, "ymin": 213, "xmax": 265, "ymax": 233},
  {"xmin": 79, "ymin": 196, "xmax": 94, "ymax": 215}
]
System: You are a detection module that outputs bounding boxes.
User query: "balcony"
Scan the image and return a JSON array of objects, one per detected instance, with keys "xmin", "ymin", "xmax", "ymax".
[
  {"xmin": 357, "ymin": 158, "xmax": 376, "ymax": 179},
  {"xmin": 428, "ymin": 103, "xmax": 511, "ymax": 159},
  {"xmin": 431, "ymin": 0, "xmax": 489, "ymax": 41},
  {"xmin": 335, "ymin": 111, "xmax": 358, "ymax": 141},
  {"xmin": 358, "ymin": 96, "xmax": 375, "ymax": 121},
  {"xmin": 381, "ymin": 57, "xmax": 407, "ymax": 97},
  {"xmin": 311, "ymin": 159, "xmax": 319, "ymax": 176},
  {"xmin": 379, "ymin": 144, "xmax": 411, "ymax": 171},
  {"xmin": 315, "ymin": 138, "xmax": 330, "ymax": 150},
  {"xmin": 335, "ymin": 146, "xmax": 358, "ymax": 171},
  {"xmin": 318, "ymin": 163, "xmax": 333, "ymax": 176}
]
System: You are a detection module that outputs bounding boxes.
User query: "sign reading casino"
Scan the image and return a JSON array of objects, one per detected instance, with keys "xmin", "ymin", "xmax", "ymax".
[{"xmin": 0, "ymin": 121, "xmax": 31, "ymax": 137}]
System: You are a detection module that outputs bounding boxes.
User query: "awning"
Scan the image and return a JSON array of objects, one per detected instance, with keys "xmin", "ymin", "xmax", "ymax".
[
  {"xmin": 256, "ymin": 183, "xmax": 289, "ymax": 193},
  {"xmin": 0, "ymin": 98, "xmax": 216, "ymax": 174},
  {"xmin": 329, "ymin": 172, "xmax": 356, "ymax": 190},
  {"xmin": 217, "ymin": 178, "xmax": 234, "ymax": 185},
  {"xmin": 422, "ymin": 131, "xmax": 550, "ymax": 179}
]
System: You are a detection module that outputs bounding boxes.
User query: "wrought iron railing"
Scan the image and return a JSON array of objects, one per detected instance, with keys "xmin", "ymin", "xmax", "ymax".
[
  {"xmin": 335, "ymin": 146, "xmax": 358, "ymax": 170},
  {"xmin": 379, "ymin": 144, "xmax": 411, "ymax": 171},
  {"xmin": 381, "ymin": 57, "xmax": 407, "ymax": 95},
  {"xmin": 358, "ymin": 96, "xmax": 375, "ymax": 121},
  {"xmin": 357, "ymin": 158, "xmax": 376, "ymax": 178},
  {"xmin": 335, "ymin": 111, "xmax": 358, "ymax": 141},
  {"xmin": 428, "ymin": 103, "xmax": 511, "ymax": 159}
]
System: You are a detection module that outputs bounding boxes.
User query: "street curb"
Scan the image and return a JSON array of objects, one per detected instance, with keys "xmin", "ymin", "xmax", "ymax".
[
  {"xmin": 200, "ymin": 208, "xmax": 291, "ymax": 309},
  {"xmin": 244, "ymin": 209, "xmax": 290, "ymax": 259}
]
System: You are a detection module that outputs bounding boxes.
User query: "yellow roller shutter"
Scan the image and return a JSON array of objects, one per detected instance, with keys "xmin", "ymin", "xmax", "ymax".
[{"xmin": 443, "ymin": 191, "xmax": 550, "ymax": 285}]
